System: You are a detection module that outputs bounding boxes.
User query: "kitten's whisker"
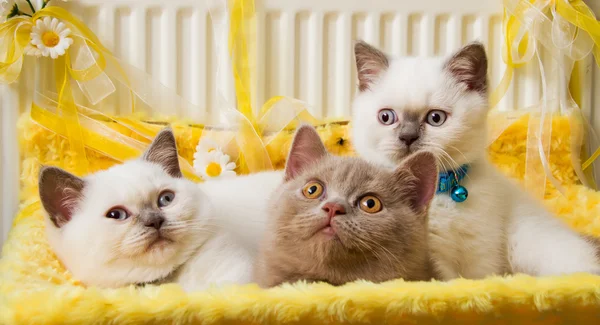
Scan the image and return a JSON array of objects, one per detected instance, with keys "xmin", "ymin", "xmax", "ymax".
[
  {"xmin": 446, "ymin": 145, "xmax": 472, "ymax": 181},
  {"xmin": 164, "ymin": 227, "xmax": 218, "ymax": 234},
  {"xmin": 447, "ymin": 145, "xmax": 469, "ymax": 163},
  {"xmin": 354, "ymin": 232, "xmax": 396, "ymax": 267},
  {"xmin": 359, "ymin": 235, "xmax": 405, "ymax": 272},
  {"xmin": 351, "ymin": 234, "xmax": 378, "ymax": 271},
  {"xmin": 425, "ymin": 144, "xmax": 462, "ymax": 174},
  {"xmin": 432, "ymin": 151, "xmax": 450, "ymax": 175}
]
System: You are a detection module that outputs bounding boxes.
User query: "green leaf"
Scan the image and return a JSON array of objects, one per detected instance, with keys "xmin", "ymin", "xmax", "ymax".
[{"xmin": 7, "ymin": 3, "xmax": 19, "ymax": 18}]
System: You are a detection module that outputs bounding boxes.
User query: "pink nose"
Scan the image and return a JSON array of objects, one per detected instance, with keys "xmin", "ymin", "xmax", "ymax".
[{"xmin": 322, "ymin": 202, "xmax": 346, "ymax": 219}]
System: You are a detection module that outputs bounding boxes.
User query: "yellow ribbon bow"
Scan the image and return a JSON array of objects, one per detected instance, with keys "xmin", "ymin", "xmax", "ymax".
[
  {"xmin": 224, "ymin": 0, "xmax": 319, "ymax": 174},
  {"xmin": 488, "ymin": 0, "xmax": 600, "ymax": 194},
  {"xmin": 0, "ymin": 5, "xmax": 201, "ymax": 180}
]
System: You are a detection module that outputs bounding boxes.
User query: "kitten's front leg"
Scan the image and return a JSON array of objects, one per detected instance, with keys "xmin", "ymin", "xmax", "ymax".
[{"xmin": 508, "ymin": 209, "xmax": 600, "ymax": 276}]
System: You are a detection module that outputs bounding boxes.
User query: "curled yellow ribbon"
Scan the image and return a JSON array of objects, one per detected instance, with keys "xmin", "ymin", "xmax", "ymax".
[
  {"xmin": 30, "ymin": 7, "xmax": 137, "ymax": 175},
  {"xmin": 226, "ymin": 0, "xmax": 319, "ymax": 174},
  {"xmin": 0, "ymin": 17, "xmax": 30, "ymax": 83},
  {"xmin": 0, "ymin": 7, "xmax": 205, "ymax": 180},
  {"xmin": 0, "ymin": 1, "xmax": 321, "ymax": 186},
  {"xmin": 489, "ymin": 0, "xmax": 600, "ymax": 193},
  {"xmin": 30, "ymin": 100, "xmax": 200, "ymax": 181}
]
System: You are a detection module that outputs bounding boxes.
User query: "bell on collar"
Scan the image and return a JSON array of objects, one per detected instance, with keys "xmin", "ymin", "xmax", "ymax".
[{"xmin": 450, "ymin": 185, "xmax": 468, "ymax": 203}]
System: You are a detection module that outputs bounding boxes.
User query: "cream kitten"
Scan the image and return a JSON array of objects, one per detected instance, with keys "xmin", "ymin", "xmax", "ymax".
[
  {"xmin": 196, "ymin": 171, "xmax": 283, "ymax": 253},
  {"xmin": 255, "ymin": 125, "xmax": 437, "ymax": 287},
  {"xmin": 351, "ymin": 41, "xmax": 600, "ymax": 279},
  {"xmin": 41, "ymin": 128, "xmax": 253, "ymax": 290}
]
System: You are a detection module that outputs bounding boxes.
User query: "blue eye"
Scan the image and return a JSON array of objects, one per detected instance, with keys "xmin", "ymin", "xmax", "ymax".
[
  {"xmin": 106, "ymin": 208, "xmax": 129, "ymax": 220},
  {"xmin": 426, "ymin": 110, "xmax": 447, "ymax": 126},
  {"xmin": 378, "ymin": 108, "xmax": 397, "ymax": 125},
  {"xmin": 158, "ymin": 191, "xmax": 175, "ymax": 208}
]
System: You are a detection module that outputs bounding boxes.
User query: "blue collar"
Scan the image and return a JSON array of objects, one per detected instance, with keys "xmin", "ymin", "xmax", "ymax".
[{"xmin": 436, "ymin": 165, "xmax": 469, "ymax": 194}]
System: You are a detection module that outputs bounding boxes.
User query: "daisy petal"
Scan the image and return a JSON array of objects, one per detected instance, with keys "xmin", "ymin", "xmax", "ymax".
[
  {"xmin": 50, "ymin": 18, "xmax": 58, "ymax": 30},
  {"xmin": 220, "ymin": 154, "xmax": 230, "ymax": 165}
]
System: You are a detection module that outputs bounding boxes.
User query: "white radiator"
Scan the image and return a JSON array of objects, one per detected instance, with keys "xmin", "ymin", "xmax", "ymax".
[{"xmin": 1, "ymin": 0, "xmax": 599, "ymax": 243}]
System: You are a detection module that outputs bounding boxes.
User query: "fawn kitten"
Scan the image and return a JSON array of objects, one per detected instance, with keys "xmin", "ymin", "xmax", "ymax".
[
  {"xmin": 255, "ymin": 125, "xmax": 437, "ymax": 287},
  {"xmin": 351, "ymin": 40, "xmax": 600, "ymax": 279}
]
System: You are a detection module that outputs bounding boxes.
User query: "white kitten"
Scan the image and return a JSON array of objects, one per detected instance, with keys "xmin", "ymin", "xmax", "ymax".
[
  {"xmin": 197, "ymin": 170, "xmax": 283, "ymax": 252},
  {"xmin": 351, "ymin": 41, "xmax": 600, "ymax": 279},
  {"xmin": 172, "ymin": 170, "xmax": 283, "ymax": 290},
  {"xmin": 41, "ymin": 128, "xmax": 254, "ymax": 290}
]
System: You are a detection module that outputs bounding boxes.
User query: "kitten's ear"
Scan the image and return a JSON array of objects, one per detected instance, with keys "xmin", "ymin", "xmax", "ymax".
[
  {"xmin": 284, "ymin": 125, "xmax": 328, "ymax": 181},
  {"xmin": 39, "ymin": 166, "xmax": 86, "ymax": 228},
  {"xmin": 143, "ymin": 127, "xmax": 182, "ymax": 178},
  {"xmin": 396, "ymin": 151, "xmax": 438, "ymax": 212},
  {"xmin": 354, "ymin": 40, "xmax": 389, "ymax": 92},
  {"xmin": 444, "ymin": 42, "xmax": 488, "ymax": 93}
]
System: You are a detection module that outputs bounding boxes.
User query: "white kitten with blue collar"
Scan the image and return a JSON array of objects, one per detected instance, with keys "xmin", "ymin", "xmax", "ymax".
[{"xmin": 351, "ymin": 41, "xmax": 600, "ymax": 279}]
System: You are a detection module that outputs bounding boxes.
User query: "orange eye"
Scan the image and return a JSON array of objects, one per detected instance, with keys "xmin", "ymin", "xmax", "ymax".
[
  {"xmin": 302, "ymin": 182, "xmax": 324, "ymax": 199},
  {"xmin": 359, "ymin": 195, "xmax": 383, "ymax": 213}
]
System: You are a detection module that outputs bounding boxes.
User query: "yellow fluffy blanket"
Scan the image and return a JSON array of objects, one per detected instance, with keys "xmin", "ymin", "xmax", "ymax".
[{"xmin": 1, "ymin": 114, "xmax": 600, "ymax": 324}]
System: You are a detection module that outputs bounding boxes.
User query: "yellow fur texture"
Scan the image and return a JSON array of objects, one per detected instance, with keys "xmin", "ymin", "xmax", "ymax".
[{"xmin": 1, "ymin": 113, "xmax": 600, "ymax": 324}]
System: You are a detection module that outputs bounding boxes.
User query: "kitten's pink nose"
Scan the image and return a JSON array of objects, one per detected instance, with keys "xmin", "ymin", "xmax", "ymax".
[
  {"xmin": 322, "ymin": 202, "xmax": 346, "ymax": 219},
  {"xmin": 399, "ymin": 133, "xmax": 419, "ymax": 146}
]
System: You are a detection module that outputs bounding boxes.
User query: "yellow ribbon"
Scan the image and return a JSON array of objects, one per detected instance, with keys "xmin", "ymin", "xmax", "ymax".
[
  {"xmin": 0, "ymin": 1, "xmax": 321, "ymax": 185},
  {"xmin": 33, "ymin": 7, "xmax": 141, "ymax": 176},
  {"xmin": 0, "ymin": 7, "xmax": 204, "ymax": 181},
  {"xmin": 489, "ymin": 0, "xmax": 600, "ymax": 192},
  {"xmin": 226, "ymin": 0, "xmax": 318, "ymax": 174},
  {"xmin": 490, "ymin": 0, "xmax": 600, "ymax": 112},
  {"xmin": 30, "ymin": 102, "xmax": 200, "ymax": 181},
  {"xmin": 559, "ymin": 0, "xmax": 600, "ymax": 170},
  {"xmin": 0, "ymin": 17, "xmax": 31, "ymax": 83}
]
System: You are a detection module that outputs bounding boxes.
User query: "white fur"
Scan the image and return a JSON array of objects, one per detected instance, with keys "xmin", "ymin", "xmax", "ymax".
[
  {"xmin": 172, "ymin": 170, "xmax": 284, "ymax": 291},
  {"xmin": 46, "ymin": 157, "xmax": 282, "ymax": 291},
  {"xmin": 352, "ymin": 52, "xmax": 600, "ymax": 279},
  {"xmin": 173, "ymin": 231, "xmax": 253, "ymax": 291},
  {"xmin": 46, "ymin": 159, "xmax": 211, "ymax": 288},
  {"xmin": 197, "ymin": 171, "xmax": 283, "ymax": 254}
]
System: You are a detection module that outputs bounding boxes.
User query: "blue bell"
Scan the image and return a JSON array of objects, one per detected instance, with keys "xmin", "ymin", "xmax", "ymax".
[{"xmin": 450, "ymin": 185, "xmax": 468, "ymax": 203}]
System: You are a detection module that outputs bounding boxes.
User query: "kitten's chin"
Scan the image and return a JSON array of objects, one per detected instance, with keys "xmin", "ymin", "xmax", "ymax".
[
  {"xmin": 390, "ymin": 148, "xmax": 412, "ymax": 164},
  {"xmin": 144, "ymin": 235, "xmax": 174, "ymax": 253},
  {"xmin": 315, "ymin": 224, "xmax": 347, "ymax": 247},
  {"xmin": 123, "ymin": 232, "xmax": 184, "ymax": 266}
]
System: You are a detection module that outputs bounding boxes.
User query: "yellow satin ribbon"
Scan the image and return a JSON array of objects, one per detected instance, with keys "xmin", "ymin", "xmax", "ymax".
[
  {"xmin": 0, "ymin": 17, "xmax": 31, "ymax": 83},
  {"xmin": 227, "ymin": 0, "xmax": 319, "ymax": 174},
  {"xmin": 0, "ymin": 7, "xmax": 203, "ymax": 181},
  {"xmin": 33, "ymin": 7, "xmax": 140, "ymax": 176},
  {"xmin": 1, "ymin": 1, "xmax": 321, "ymax": 184},
  {"xmin": 559, "ymin": 0, "xmax": 600, "ymax": 170},
  {"xmin": 490, "ymin": 0, "xmax": 600, "ymax": 112},
  {"xmin": 489, "ymin": 0, "xmax": 600, "ymax": 190},
  {"xmin": 30, "ymin": 103, "xmax": 200, "ymax": 181}
]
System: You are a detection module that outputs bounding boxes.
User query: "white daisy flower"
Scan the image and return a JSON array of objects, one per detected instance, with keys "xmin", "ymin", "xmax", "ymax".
[
  {"xmin": 193, "ymin": 137, "xmax": 220, "ymax": 164},
  {"xmin": 195, "ymin": 151, "xmax": 236, "ymax": 180},
  {"xmin": 28, "ymin": 17, "xmax": 73, "ymax": 59}
]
